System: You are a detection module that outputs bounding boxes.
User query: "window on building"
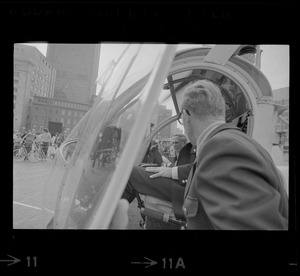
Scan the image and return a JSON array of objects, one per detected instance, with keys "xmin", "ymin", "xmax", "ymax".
[
  {"xmin": 14, "ymin": 80, "xmax": 18, "ymax": 85},
  {"xmin": 73, "ymin": 119, "xmax": 77, "ymax": 125},
  {"xmin": 62, "ymin": 110, "xmax": 65, "ymax": 116},
  {"xmin": 276, "ymin": 122, "xmax": 281, "ymax": 132},
  {"xmin": 283, "ymin": 145, "xmax": 289, "ymax": 154},
  {"xmin": 61, "ymin": 118, "xmax": 64, "ymax": 124},
  {"xmin": 14, "ymin": 71, "xmax": 20, "ymax": 77},
  {"xmin": 56, "ymin": 109, "xmax": 58, "ymax": 114},
  {"xmin": 14, "ymin": 87, "xmax": 18, "ymax": 93},
  {"xmin": 67, "ymin": 118, "xmax": 70, "ymax": 125},
  {"xmin": 74, "ymin": 111, "xmax": 77, "ymax": 117},
  {"xmin": 68, "ymin": 111, "xmax": 72, "ymax": 116}
]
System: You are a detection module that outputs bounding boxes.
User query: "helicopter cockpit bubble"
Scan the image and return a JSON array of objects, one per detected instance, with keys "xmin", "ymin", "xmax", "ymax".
[{"xmin": 42, "ymin": 44, "xmax": 287, "ymax": 229}]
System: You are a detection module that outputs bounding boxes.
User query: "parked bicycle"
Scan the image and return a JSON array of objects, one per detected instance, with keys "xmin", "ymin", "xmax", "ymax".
[
  {"xmin": 27, "ymin": 141, "xmax": 48, "ymax": 162},
  {"xmin": 13, "ymin": 140, "xmax": 49, "ymax": 162},
  {"xmin": 13, "ymin": 144, "xmax": 28, "ymax": 161}
]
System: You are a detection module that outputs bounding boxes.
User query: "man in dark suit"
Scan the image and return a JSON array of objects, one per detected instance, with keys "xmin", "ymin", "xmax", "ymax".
[
  {"xmin": 171, "ymin": 134, "xmax": 188, "ymax": 166},
  {"xmin": 175, "ymin": 79, "xmax": 288, "ymax": 230}
]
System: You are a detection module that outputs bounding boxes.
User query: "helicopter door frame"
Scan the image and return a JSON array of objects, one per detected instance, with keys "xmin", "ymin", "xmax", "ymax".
[{"xmin": 168, "ymin": 59, "xmax": 258, "ymax": 139}]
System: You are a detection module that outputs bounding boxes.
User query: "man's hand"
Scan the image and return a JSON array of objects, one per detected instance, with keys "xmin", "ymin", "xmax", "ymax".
[
  {"xmin": 109, "ymin": 199, "xmax": 129, "ymax": 229},
  {"xmin": 145, "ymin": 166, "xmax": 172, "ymax": 179}
]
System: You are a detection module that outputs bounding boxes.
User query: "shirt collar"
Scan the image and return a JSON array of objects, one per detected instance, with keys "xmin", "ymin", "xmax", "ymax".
[{"xmin": 196, "ymin": 120, "xmax": 225, "ymax": 157}]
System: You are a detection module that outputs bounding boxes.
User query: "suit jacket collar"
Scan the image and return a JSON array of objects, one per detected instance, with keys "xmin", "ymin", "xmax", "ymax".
[
  {"xmin": 204, "ymin": 123, "xmax": 240, "ymax": 144},
  {"xmin": 184, "ymin": 123, "xmax": 241, "ymax": 199}
]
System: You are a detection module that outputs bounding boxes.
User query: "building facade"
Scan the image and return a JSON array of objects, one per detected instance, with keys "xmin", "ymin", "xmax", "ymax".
[
  {"xmin": 46, "ymin": 44, "xmax": 101, "ymax": 104},
  {"xmin": 170, "ymin": 121, "xmax": 184, "ymax": 136},
  {"xmin": 272, "ymin": 87, "xmax": 289, "ymax": 156},
  {"xmin": 14, "ymin": 44, "xmax": 56, "ymax": 131},
  {"xmin": 149, "ymin": 105, "xmax": 173, "ymax": 139},
  {"xmin": 29, "ymin": 95, "xmax": 91, "ymax": 135},
  {"xmin": 157, "ymin": 105, "xmax": 172, "ymax": 139}
]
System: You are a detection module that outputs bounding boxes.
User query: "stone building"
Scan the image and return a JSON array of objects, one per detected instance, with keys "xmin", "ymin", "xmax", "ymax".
[{"xmin": 14, "ymin": 44, "xmax": 56, "ymax": 131}]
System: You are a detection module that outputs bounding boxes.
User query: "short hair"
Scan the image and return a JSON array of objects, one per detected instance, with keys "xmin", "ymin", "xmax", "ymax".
[
  {"xmin": 172, "ymin": 134, "xmax": 187, "ymax": 144},
  {"xmin": 181, "ymin": 79, "xmax": 226, "ymax": 119}
]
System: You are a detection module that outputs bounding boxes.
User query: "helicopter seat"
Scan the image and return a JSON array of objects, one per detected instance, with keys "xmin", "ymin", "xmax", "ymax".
[{"xmin": 140, "ymin": 195, "xmax": 187, "ymax": 229}]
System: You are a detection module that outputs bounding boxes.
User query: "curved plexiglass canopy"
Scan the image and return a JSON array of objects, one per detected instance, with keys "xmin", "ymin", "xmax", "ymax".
[{"xmin": 42, "ymin": 44, "xmax": 177, "ymax": 229}]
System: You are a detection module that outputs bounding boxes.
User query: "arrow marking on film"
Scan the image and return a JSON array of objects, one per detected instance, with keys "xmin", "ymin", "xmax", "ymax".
[
  {"xmin": 0, "ymin": 255, "xmax": 21, "ymax": 266},
  {"xmin": 131, "ymin": 256, "xmax": 158, "ymax": 268}
]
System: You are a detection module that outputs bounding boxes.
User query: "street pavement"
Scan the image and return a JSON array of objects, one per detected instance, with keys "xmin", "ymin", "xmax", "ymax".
[{"xmin": 13, "ymin": 159, "xmax": 142, "ymax": 229}]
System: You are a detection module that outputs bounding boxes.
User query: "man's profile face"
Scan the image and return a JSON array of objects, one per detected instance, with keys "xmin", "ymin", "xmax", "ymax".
[{"xmin": 172, "ymin": 137, "xmax": 185, "ymax": 154}]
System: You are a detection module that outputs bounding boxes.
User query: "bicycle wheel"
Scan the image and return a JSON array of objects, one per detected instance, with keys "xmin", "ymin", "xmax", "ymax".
[
  {"xmin": 38, "ymin": 148, "xmax": 47, "ymax": 161},
  {"xmin": 27, "ymin": 149, "xmax": 40, "ymax": 162},
  {"xmin": 13, "ymin": 148, "xmax": 26, "ymax": 161}
]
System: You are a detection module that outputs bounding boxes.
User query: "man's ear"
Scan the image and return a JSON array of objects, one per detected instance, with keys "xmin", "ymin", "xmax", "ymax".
[{"xmin": 185, "ymin": 112, "xmax": 191, "ymax": 124}]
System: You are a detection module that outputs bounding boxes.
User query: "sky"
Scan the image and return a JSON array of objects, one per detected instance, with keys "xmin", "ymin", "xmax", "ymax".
[{"xmin": 22, "ymin": 43, "xmax": 289, "ymax": 91}]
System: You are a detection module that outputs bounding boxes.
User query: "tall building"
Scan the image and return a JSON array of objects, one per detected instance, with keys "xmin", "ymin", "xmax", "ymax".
[
  {"xmin": 14, "ymin": 44, "xmax": 56, "ymax": 131},
  {"xmin": 170, "ymin": 122, "xmax": 184, "ymax": 136},
  {"xmin": 149, "ymin": 105, "xmax": 173, "ymax": 139},
  {"xmin": 272, "ymin": 87, "xmax": 289, "ymax": 156},
  {"xmin": 46, "ymin": 44, "xmax": 100, "ymax": 104},
  {"xmin": 157, "ymin": 105, "xmax": 172, "ymax": 139}
]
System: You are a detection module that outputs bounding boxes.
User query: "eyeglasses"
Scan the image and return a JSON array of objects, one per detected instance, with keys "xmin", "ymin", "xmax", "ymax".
[{"xmin": 177, "ymin": 109, "xmax": 191, "ymax": 125}]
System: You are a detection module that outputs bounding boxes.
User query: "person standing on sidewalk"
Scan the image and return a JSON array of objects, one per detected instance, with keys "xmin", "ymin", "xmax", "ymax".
[
  {"xmin": 41, "ymin": 128, "xmax": 52, "ymax": 158},
  {"xmin": 22, "ymin": 130, "xmax": 36, "ymax": 160}
]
